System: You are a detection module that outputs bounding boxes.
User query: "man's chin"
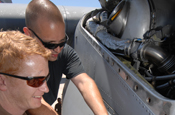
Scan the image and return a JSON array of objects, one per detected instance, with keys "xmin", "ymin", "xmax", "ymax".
[{"xmin": 49, "ymin": 56, "xmax": 57, "ymax": 61}]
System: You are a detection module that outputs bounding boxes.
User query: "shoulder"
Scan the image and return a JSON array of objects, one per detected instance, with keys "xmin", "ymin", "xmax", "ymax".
[
  {"xmin": 60, "ymin": 44, "xmax": 79, "ymax": 59},
  {"xmin": 62, "ymin": 44, "xmax": 75, "ymax": 54}
]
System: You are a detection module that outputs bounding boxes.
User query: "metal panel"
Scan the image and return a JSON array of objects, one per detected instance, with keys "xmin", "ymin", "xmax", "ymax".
[
  {"xmin": 73, "ymin": 17, "xmax": 154, "ymax": 115},
  {"xmin": 62, "ymin": 13, "xmax": 175, "ymax": 114},
  {"xmin": 121, "ymin": 0, "xmax": 150, "ymax": 39},
  {"xmin": 62, "ymin": 80, "xmax": 95, "ymax": 115}
]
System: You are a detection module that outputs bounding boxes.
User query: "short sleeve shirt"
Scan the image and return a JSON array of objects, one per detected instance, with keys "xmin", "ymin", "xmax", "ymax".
[{"xmin": 43, "ymin": 44, "xmax": 85, "ymax": 105}]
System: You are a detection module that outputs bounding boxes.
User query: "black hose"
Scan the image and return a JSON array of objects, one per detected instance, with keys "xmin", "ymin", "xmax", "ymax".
[
  {"xmin": 156, "ymin": 79, "xmax": 175, "ymax": 89},
  {"xmin": 145, "ymin": 74, "xmax": 175, "ymax": 81},
  {"xmin": 156, "ymin": 82, "xmax": 169, "ymax": 89}
]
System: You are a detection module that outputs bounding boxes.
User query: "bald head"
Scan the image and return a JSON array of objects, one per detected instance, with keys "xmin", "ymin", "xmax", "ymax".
[{"xmin": 25, "ymin": 0, "xmax": 64, "ymax": 31}]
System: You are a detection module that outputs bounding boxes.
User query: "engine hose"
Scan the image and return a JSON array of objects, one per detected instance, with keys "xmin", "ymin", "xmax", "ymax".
[
  {"xmin": 86, "ymin": 16, "xmax": 175, "ymax": 74},
  {"xmin": 86, "ymin": 17, "xmax": 134, "ymax": 56},
  {"xmin": 145, "ymin": 74, "xmax": 175, "ymax": 81},
  {"xmin": 140, "ymin": 43, "xmax": 175, "ymax": 74},
  {"xmin": 156, "ymin": 82, "xmax": 169, "ymax": 89},
  {"xmin": 156, "ymin": 79, "xmax": 175, "ymax": 89}
]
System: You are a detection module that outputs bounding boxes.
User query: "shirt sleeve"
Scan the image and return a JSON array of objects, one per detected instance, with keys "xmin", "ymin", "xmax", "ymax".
[{"xmin": 62, "ymin": 44, "xmax": 85, "ymax": 79}]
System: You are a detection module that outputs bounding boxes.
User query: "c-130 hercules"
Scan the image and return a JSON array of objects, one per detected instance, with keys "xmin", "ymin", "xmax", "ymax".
[{"xmin": 1, "ymin": 0, "xmax": 175, "ymax": 115}]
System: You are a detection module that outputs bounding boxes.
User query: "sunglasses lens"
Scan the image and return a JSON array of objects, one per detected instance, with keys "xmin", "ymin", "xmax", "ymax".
[
  {"xmin": 29, "ymin": 28, "xmax": 68, "ymax": 49},
  {"xmin": 44, "ymin": 42, "xmax": 66, "ymax": 49},
  {"xmin": 58, "ymin": 42, "xmax": 66, "ymax": 48},
  {"xmin": 43, "ymin": 36, "xmax": 68, "ymax": 49},
  {"xmin": 44, "ymin": 43, "xmax": 58, "ymax": 49},
  {"xmin": 27, "ymin": 77, "xmax": 45, "ymax": 87},
  {"xmin": 27, "ymin": 74, "xmax": 50, "ymax": 88}
]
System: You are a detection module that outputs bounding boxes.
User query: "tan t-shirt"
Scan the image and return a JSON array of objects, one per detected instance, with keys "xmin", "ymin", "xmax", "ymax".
[{"xmin": 0, "ymin": 104, "xmax": 27, "ymax": 115}]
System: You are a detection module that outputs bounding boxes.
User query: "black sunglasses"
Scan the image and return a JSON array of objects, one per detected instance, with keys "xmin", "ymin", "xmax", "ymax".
[
  {"xmin": 0, "ymin": 72, "xmax": 50, "ymax": 88},
  {"xmin": 28, "ymin": 28, "xmax": 69, "ymax": 49}
]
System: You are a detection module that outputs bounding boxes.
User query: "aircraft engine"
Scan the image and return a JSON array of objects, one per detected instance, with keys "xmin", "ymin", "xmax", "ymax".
[{"xmin": 85, "ymin": 0, "xmax": 175, "ymax": 99}]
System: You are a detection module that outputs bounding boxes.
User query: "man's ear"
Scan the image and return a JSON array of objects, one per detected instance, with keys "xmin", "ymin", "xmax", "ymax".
[
  {"xmin": 0, "ymin": 75, "xmax": 7, "ymax": 91},
  {"xmin": 23, "ymin": 27, "xmax": 31, "ymax": 36}
]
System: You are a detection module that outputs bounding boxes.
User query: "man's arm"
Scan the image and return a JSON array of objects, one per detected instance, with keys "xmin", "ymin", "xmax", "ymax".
[
  {"xmin": 71, "ymin": 73, "xmax": 108, "ymax": 115},
  {"xmin": 26, "ymin": 98, "xmax": 58, "ymax": 115}
]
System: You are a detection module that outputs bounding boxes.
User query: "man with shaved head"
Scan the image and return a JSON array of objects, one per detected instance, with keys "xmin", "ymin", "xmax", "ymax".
[{"xmin": 23, "ymin": 0, "xmax": 108, "ymax": 115}]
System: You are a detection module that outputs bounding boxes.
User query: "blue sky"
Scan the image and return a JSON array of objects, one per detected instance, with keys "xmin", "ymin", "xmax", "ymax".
[{"xmin": 12, "ymin": 0, "xmax": 101, "ymax": 7}]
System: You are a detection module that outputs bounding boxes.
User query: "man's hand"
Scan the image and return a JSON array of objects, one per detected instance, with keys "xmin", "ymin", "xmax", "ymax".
[
  {"xmin": 71, "ymin": 73, "xmax": 108, "ymax": 115},
  {"xmin": 26, "ymin": 98, "xmax": 58, "ymax": 115}
]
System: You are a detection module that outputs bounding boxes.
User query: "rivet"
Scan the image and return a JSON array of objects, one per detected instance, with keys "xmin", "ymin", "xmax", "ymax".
[
  {"xmin": 125, "ymin": 76, "xmax": 129, "ymax": 80},
  {"xmin": 134, "ymin": 85, "xmax": 138, "ymax": 91},
  {"xmin": 106, "ymin": 57, "xmax": 109, "ymax": 62},
  {"xmin": 102, "ymin": 53, "xmax": 104, "ymax": 57},
  {"xmin": 146, "ymin": 98, "xmax": 151, "ymax": 103},
  {"xmin": 111, "ymin": 61, "xmax": 114, "ymax": 66},
  {"xmin": 118, "ymin": 68, "xmax": 120, "ymax": 73}
]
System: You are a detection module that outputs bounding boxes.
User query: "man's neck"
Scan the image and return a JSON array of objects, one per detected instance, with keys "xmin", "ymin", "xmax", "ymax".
[{"xmin": 0, "ymin": 94, "xmax": 25, "ymax": 115}]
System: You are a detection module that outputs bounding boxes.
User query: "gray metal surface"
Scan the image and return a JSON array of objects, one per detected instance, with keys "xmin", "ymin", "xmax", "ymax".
[
  {"xmin": 62, "ymin": 80, "xmax": 95, "ymax": 115},
  {"xmin": 62, "ymin": 13, "xmax": 175, "ymax": 115},
  {"xmin": 59, "ymin": 6, "xmax": 99, "ymax": 46},
  {"xmin": 120, "ymin": 0, "xmax": 150, "ymax": 39},
  {"xmin": 63, "ymin": 0, "xmax": 175, "ymax": 114}
]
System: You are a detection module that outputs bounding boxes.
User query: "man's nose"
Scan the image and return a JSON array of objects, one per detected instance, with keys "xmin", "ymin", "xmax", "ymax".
[
  {"xmin": 39, "ymin": 81, "xmax": 49, "ymax": 93},
  {"xmin": 53, "ymin": 46, "xmax": 63, "ymax": 53}
]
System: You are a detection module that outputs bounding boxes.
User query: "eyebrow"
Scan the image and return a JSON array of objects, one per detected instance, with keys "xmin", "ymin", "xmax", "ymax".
[
  {"xmin": 48, "ymin": 34, "xmax": 67, "ymax": 44},
  {"xmin": 59, "ymin": 36, "xmax": 67, "ymax": 42},
  {"xmin": 45, "ymin": 36, "xmax": 67, "ymax": 44}
]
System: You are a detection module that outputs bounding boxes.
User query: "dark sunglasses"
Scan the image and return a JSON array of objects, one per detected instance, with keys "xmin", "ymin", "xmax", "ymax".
[
  {"xmin": 28, "ymin": 28, "xmax": 68, "ymax": 49},
  {"xmin": 0, "ymin": 72, "xmax": 50, "ymax": 88}
]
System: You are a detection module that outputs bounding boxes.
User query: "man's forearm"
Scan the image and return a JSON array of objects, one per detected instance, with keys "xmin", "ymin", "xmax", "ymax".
[
  {"xmin": 26, "ymin": 98, "xmax": 58, "ymax": 115},
  {"xmin": 82, "ymin": 79, "xmax": 108, "ymax": 115},
  {"xmin": 72, "ymin": 73, "xmax": 108, "ymax": 115}
]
